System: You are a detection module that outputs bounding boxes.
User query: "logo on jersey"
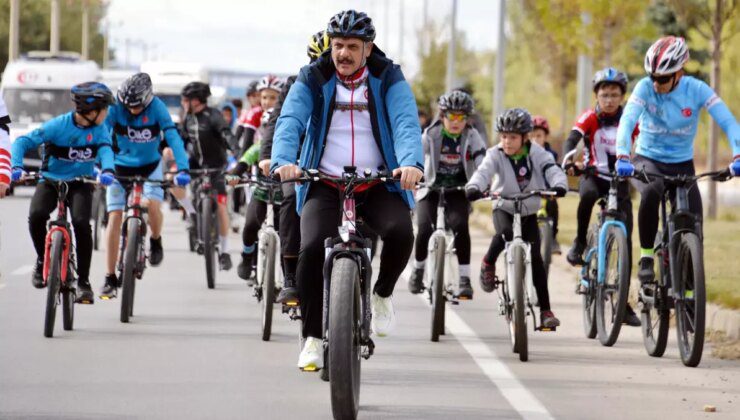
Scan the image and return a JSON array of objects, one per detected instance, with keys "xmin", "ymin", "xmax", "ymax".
[
  {"xmin": 519, "ymin": 167, "xmax": 528, "ymax": 177},
  {"xmin": 682, "ymin": 108, "xmax": 692, "ymax": 117},
  {"xmin": 127, "ymin": 126, "xmax": 155, "ymax": 143},
  {"xmin": 66, "ymin": 147, "xmax": 94, "ymax": 162},
  {"xmin": 142, "ymin": 115, "xmax": 149, "ymax": 124},
  {"xmin": 86, "ymin": 133, "xmax": 93, "ymax": 143}
]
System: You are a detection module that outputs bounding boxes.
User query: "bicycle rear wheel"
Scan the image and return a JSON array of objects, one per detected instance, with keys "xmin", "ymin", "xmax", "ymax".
[
  {"xmin": 430, "ymin": 235, "xmax": 446, "ymax": 342},
  {"xmin": 538, "ymin": 218, "xmax": 553, "ymax": 277},
  {"xmin": 44, "ymin": 231, "xmax": 64, "ymax": 338},
  {"xmin": 62, "ymin": 272, "xmax": 75, "ymax": 331},
  {"xmin": 202, "ymin": 197, "xmax": 217, "ymax": 289},
  {"xmin": 596, "ymin": 226, "xmax": 630, "ymax": 346},
  {"xmin": 582, "ymin": 227, "xmax": 598, "ymax": 339},
  {"xmin": 512, "ymin": 246, "xmax": 528, "ymax": 362},
  {"xmin": 92, "ymin": 189, "xmax": 104, "ymax": 251},
  {"xmin": 260, "ymin": 234, "xmax": 276, "ymax": 341},
  {"xmin": 120, "ymin": 219, "xmax": 140, "ymax": 323},
  {"xmin": 328, "ymin": 257, "xmax": 362, "ymax": 420},
  {"xmin": 675, "ymin": 233, "xmax": 705, "ymax": 367}
]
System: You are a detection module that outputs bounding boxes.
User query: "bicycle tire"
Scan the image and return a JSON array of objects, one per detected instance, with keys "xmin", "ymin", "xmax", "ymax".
[
  {"xmin": 538, "ymin": 218, "xmax": 553, "ymax": 277},
  {"xmin": 44, "ymin": 231, "xmax": 64, "ymax": 338},
  {"xmin": 62, "ymin": 274, "xmax": 74, "ymax": 331},
  {"xmin": 260, "ymin": 235, "xmax": 276, "ymax": 341},
  {"xmin": 512, "ymin": 246, "xmax": 528, "ymax": 362},
  {"xmin": 675, "ymin": 233, "xmax": 705, "ymax": 367},
  {"xmin": 596, "ymin": 226, "xmax": 630, "ymax": 346},
  {"xmin": 328, "ymin": 257, "xmax": 362, "ymax": 420},
  {"xmin": 92, "ymin": 189, "xmax": 102, "ymax": 251},
  {"xmin": 120, "ymin": 219, "xmax": 139, "ymax": 323},
  {"xmin": 430, "ymin": 235, "xmax": 446, "ymax": 342},
  {"xmin": 202, "ymin": 197, "xmax": 217, "ymax": 289},
  {"xmin": 582, "ymin": 226, "xmax": 598, "ymax": 339}
]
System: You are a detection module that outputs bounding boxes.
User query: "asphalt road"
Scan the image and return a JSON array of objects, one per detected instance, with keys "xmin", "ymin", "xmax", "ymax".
[{"xmin": 1, "ymin": 188, "xmax": 738, "ymax": 419}]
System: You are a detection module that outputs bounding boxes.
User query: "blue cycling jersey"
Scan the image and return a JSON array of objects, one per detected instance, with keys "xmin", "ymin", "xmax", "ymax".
[
  {"xmin": 106, "ymin": 96, "xmax": 189, "ymax": 171},
  {"xmin": 616, "ymin": 75, "xmax": 740, "ymax": 163},
  {"xmin": 11, "ymin": 112, "xmax": 114, "ymax": 181}
]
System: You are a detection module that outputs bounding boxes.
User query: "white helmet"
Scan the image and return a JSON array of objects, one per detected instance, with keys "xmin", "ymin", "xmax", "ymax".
[
  {"xmin": 256, "ymin": 75, "xmax": 285, "ymax": 93},
  {"xmin": 644, "ymin": 36, "xmax": 689, "ymax": 75}
]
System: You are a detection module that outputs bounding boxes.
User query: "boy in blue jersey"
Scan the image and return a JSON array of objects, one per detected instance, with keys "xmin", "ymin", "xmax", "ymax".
[
  {"xmin": 100, "ymin": 73, "xmax": 191, "ymax": 299},
  {"xmin": 11, "ymin": 82, "xmax": 116, "ymax": 303},
  {"xmin": 615, "ymin": 36, "xmax": 740, "ymax": 284}
]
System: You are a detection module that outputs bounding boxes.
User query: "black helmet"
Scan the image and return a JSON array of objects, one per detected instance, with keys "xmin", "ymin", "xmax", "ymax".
[
  {"xmin": 71, "ymin": 82, "xmax": 113, "ymax": 113},
  {"xmin": 117, "ymin": 72, "xmax": 154, "ymax": 108},
  {"xmin": 181, "ymin": 81, "xmax": 211, "ymax": 102},
  {"xmin": 307, "ymin": 30, "xmax": 331, "ymax": 61},
  {"xmin": 326, "ymin": 10, "xmax": 376, "ymax": 41},
  {"xmin": 438, "ymin": 91, "xmax": 474, "ymax": 115},
  {"xmin": 592, "ymin": 67, "xmax": 628, "ymax": 94},
  {"xmin": 495, "ymin": 108, "xmax": 533, "ymax": 134},
  {"xmin": 246, "ymin": 80, "xmax": 259, "ymax": 96}
]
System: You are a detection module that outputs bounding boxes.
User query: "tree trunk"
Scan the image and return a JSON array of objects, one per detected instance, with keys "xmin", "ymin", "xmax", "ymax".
[
  {"xmin": 706, "ymin": 0, "xmax": 723, "ymax": 220},
  {"xmin": 560, "ymin": 79, "xmax": 569, "ymax": 139}
]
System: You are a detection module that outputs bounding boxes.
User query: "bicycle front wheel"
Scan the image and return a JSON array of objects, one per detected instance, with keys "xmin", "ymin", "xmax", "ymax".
[
  {"xmin": 328, "ymin": 257, "xmax": 362, "ymax": 420},
  {"xmin": 201, "ymin": 197, "xmax": 217, "ymax": 289},
  {"xmin": 675, "ymin": 233, "xmax": 705, "ymax": 367},
  {"xmin": 62, "ymin": 273, "xmax": 75, "ymax": 331},
  {"xmin": 44, "ymin": 231, "xmax": 64, "ymax": 338},
  {"xmin": 512, "ymin": 246, "xmax": 528, "ymax": 362},
  {"xmin": 260, "ymin": 235, "xmax": 276, "ymax": 341},
  {"xmin": 430, "ymin": 235, "xmax": 446, "ymax": 342},
  {"xmin": 582, "ymin": 226, "xmax": 598, "ymax": 339},
  {"xmin": 596, "ymin": 226, "xmax": 630, "ymax": 346},
  {"xmin": 120, "ymin": 219, "xmax": 140, "ymax": 323}
]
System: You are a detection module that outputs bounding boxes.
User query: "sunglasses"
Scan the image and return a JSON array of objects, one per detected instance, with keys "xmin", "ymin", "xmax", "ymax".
[
  {"xmin": 650, "ymin": 73, "xmax": 675, "ymax": 84},
  {"xmin": 445, "ymin": 112, "xmax": 468, "ymax": 122}
]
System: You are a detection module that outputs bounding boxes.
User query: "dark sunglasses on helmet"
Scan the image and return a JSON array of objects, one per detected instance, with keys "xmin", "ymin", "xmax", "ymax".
[{"xmin": 650, "ymin": 73, "xmax": 675, "ymax": 84}]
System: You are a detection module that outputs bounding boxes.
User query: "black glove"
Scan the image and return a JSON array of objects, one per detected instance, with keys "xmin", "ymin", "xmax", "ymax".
[
  {"xmin": 551, "ymin": 186, "xmax": 567, "ymax": 198},
  {"xmin": 465, "ymin": 186, "xmax": 484, "ymax": 201}
]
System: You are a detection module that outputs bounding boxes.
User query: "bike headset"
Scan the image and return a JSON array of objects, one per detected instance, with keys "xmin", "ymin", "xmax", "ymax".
[
  {"xmin": 326, "ymin": 9, "xmax": 376, "ymax": 82},
  {"xmin": 71, "ymin": 82, "xmax": 114, "ymax": 126}
]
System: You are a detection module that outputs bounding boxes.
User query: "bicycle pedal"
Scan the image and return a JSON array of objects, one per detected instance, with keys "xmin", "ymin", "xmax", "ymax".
[
  {"xmin": 537, "ymin": 326, "xmax": 557, "ymax": 332},
  {"xmin": 300, "ymin": 365, "xmax": 320, "ymax": 372}
]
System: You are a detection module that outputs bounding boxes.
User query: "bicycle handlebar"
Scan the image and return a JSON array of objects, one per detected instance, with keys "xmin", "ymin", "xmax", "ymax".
[
  {"xmin": 12, "ymin": 172, "xmax": 97, "ymax": 186},
  {"xmin": 483, "ymin": 189, "xmax": 557, "ymax": 201}
]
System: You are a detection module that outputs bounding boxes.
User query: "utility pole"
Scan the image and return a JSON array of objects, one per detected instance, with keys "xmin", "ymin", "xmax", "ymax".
[
  {"xmin": 706, "ymin": 0, "xmax": 724, "ymax": 219},
  {"xmin": 103, "ymin": 20, "xmax": 110, "ymax": 68},
  {"xmin": 422, "ymin": 0, "xmax": 429, "ymax": 54},
  {"xmin": 398, "ymin": 0, "xmax": 404, "ymax": 66},
  {"xmin": 9, "ymin": 0, "xmax": 20, "ymax": 61},
  {"xmin": 575, "ymin": 13, "xmax": 593, "ymax": 117},
  {"xmin": 50, "ymin": 0, "xmax": 61, "ymax": 54},
  {"xmin": 82, "ymin": 1, "xmax": 90, "ymax": 60},
  {"xmin": 384, "ymin": 0, "xmax": 390, "ymax": 48},
  {"xmin": 445, "ymin": 0, "xmax": 458, "ymax": 93},
  {"xmin": 492, "ymin": 0, "xmax": 506, "ymax": 128}
]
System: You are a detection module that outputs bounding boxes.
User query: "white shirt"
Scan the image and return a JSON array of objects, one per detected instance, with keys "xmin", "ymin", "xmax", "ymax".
[{"xmin": 319, "ymin": 67, "xmax": 385, "ymax": 177}]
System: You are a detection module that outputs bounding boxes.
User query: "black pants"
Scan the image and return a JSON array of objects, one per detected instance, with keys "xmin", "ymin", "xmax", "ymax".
[
  {"xmin": 29, "ymin": 182, "xmax": 94, "ymax": 280},
  {"xmin": 298, "ymin": 182, "xmax": 414, "ymax": 338},
  {"xmin": 483, "ymin": 210, "xmax": 551, "ymax": 311},
  {"xmin": 242, "ymin": 197, "xmax": 280, "ymax": 248},
  {"xmin": 631, "ymin": 155, "xmax": 702, "ymax": 250},
  {"xmin": 544, "ymin": 198, "xmax": 559, "ymax": 239},
  {"xmin": 576, "ymin": 174, "xmax": 633, "ymax": 245},
  {"xmin": 278, "ymin": 184, "xmax": 301, "ymax": 278},
  {"xmin": 414, "ymin": 190, "xmax": 471, "ymax": 265}
]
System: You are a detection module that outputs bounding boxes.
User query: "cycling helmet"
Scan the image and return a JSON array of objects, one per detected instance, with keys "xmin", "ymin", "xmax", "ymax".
[
  {"xmin": 117, "ymin": 72, "xmax": 154, "ymax": 108},
  {"xmin": 246, "ymin": 80, "xmax": 259, "ymax": 96},
  {"xmin": 307, "ymin": 30, "xmax": 331, "ymax": 61},
  {"xmin": 326, "ymin": 10, "xmax": 376, "ymax": 41},
  {"xmin": 71, "ymin": 82, "xmax": 114, "ymax": 113},
  {"xmin": 438, "ymin": 91, "xmax": 474, "ymax": 115},
  {"xmin": 592, "ymin": 67, "xmax": 628, "ymax": 94},
  {"xmin": 181, "ymin": 81, "xmax": 211, "ymax": 102},
  {"xmin": 256, "ymin": 75, "xmax": 285, "ymax": 93},
  {"xmin": 644, "ymin": 36, "xmax": 689, "ymax": 75},
  {"xmin": 532, "ymin": 115, "xmax": 550, "ymax": 134},
  {"xmin": 495, "ymin": 108, "xmax": 533, "ymax": 134}
]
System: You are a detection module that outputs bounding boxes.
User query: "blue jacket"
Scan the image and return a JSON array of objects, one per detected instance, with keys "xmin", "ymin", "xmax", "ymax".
[
  {"xmin": 106, "ymin": 96, "xmax": 189, "ymax": 171},
  {"xmin": 11, "ymin": 112, "xmax": 114, "ymax": 181},
  {"xmin": 271, "ymin": 47, "xmax": 423, "ymax": 212}
]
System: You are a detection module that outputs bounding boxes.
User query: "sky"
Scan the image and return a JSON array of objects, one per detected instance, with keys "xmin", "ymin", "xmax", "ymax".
[{"xmin": 106, "ymin": 0, "xmax": 501, "ymax": 78}]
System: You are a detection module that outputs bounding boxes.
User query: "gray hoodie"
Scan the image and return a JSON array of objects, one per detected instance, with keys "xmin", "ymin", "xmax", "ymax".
[
  {"xmin": 417, "ymin": 120, "xmax": 487, "ymax": 201},
  {"xmin": 466, "ymin": 141, "xmax": 567, "ymax": 217}
]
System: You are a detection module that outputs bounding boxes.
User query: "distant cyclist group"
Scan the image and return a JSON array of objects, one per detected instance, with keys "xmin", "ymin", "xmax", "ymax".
[{"xmin": 1, "ymin": 8, "xmax": 739, "ymax": 419}]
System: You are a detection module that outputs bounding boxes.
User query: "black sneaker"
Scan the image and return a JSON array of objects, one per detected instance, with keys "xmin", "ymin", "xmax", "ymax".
[
  {"xmin": 479, "ymin": 260, "xmax": 497, "ymax": 293},
  {"xmin": 623, "ymin": 304, "xmax": 641, "ymax": 327},
  {"xmin": 458, "ymin": 276, "xmax": 473, "ymax": 300},
  {"xmin": 638, "ymin": 256, "xmax": 655, "ymax": 284},
  {"xmin": 541, "ymin": 310, "xmax": 561, "ymax": 328},
  {"xmin": 149, "ymin": 236, "xmax": 164, "ymax": 266},
  {"xmin": 31, "ymin": 259, "xmax": 45, "ymax": 289},
  {"xmin": 99, "ymin": 273, "xmax": 118, "ymax": 299},
  {"xmin": 567, "ymin": 239, "xmax": 586, "ymax": 266},
  {"xmin": 407, "ymin": 268, "xmax": 425, "ymax": 294},
  {"xmin": 75, "ymin": 279, "xmax": 94, "ymax": 304},
  {"xmin": 219, "ymin": 253, "xmax": 233, "ymax": 271},
  {"xmin": 277, "ymin": 274, "xmax": 300, "ymax": 305},
  {"xmin": 237, "ymin": 253, "xmax": 253, "ymax": 280}
]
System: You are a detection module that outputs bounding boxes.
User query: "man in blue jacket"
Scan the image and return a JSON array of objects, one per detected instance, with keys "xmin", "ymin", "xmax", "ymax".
[{"xmin": 271, "ymin": 10, "xmax": 423, "ymax": 371}]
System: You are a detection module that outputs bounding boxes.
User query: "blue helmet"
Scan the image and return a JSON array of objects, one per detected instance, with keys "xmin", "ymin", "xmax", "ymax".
[
  {"xmin": 592, "ymin": 67, "xmax": 628, "ymax": 94},
  {"xmin": 71, "ymin": 82, "xmax": 113, "ymax": 113}
]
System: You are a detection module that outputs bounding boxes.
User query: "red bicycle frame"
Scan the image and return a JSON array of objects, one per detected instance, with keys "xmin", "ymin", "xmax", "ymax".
[{"xmin": 42, "ymin": 190, "xmax": 72, "ymax": 285}]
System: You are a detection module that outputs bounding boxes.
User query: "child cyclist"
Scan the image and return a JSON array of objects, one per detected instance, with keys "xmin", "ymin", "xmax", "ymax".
[
  {"xmin": 408, "ymin": 90, "xmax": 487, "ymax": 300},
  {"xmin": 562, "ymin": 67, "xmax": 641, "ymax": 327},
  {"xmin": 465, "ymin": 108, "xmax": 567, "ymax": 328},
  {"xmin": 529, "ymin": 115, "xmax": 562, "ymax": 255}
]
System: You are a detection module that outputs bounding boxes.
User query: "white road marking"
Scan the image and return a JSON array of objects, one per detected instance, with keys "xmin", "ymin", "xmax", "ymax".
[{"xmin": 10, "ymin": 264, "xmax": 33, "ymax": 276}]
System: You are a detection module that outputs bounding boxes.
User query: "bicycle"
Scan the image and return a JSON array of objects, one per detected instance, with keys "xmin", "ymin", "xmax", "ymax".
[
  {"xmin": 111, "ymin": 175, "xmax": 172, "ymax": 323},
  {"xmin": 635, "ymin": 168, "xmax": 731, "ymax": 367},
  {"xmin": 416, "ymin": 185, "xmax": 468, "ymax": 343},
  {"xmin": 563, "ymin": 158, "xmax": 632, "ymax": 347},
  {"xmin": 483, "ymin": 189, "xmax": 558, "ymax": 362},
  {"xmin": 16, "ymin": 173, "xmax": 97, "ymax": 337},
  {"xmin": 190, "ymin": 168, "xmax": 224, "ymax": 289}
]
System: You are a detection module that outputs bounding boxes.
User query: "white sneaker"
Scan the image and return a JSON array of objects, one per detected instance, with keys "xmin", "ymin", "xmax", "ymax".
[
  {"xmin": 371, "ymin": 292, "xmax": 396, "ymax": 337},
  {"xmin": 297, "ymin": 336, "xmax": 323, "ymax": 371}
]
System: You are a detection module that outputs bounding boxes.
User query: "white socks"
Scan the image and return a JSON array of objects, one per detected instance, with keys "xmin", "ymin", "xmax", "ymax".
[
  {"xmin": 459, "ymin": 264, "xmax": 471, "ymax": 278},
  {"xmin": 414, "ymin": 259, "xmax": 425, "ymax": 269},
  {"xmin": 219, "ymin": 235, "xmax": 229, "ymax": 253}
]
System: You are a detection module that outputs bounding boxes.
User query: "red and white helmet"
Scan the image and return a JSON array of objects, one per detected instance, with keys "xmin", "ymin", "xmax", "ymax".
[
  {"xmin": 644, "ymin": 36, "xmax": 689, "ymax": 75},
  {"xmin": 256, "ymin": 75, "xmax": 285, "ymax": 92}
]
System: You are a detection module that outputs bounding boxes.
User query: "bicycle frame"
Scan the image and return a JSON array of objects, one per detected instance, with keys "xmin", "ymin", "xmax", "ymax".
[
  {"xmin": 118, "ymin": 181, "xmax": 148, "ymax": 277},
  {"xmin": 42, "ymin": 182, "xmax": 74, "ymax": 285}
]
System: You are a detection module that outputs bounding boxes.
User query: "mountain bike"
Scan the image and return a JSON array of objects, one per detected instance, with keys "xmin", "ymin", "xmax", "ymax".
[
  {"xmin": 536, "ymin": 200, "xmax": 554, "ymax": 277},
  {"xmin": 191, "ymin": 168, "xmax": 223, "ymax": 289}
]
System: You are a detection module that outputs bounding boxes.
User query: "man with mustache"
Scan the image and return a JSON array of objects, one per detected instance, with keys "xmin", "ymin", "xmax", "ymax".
[{"xmin": 271, "ymin": 10, "xmax": 423, "ymax": 371}]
